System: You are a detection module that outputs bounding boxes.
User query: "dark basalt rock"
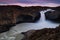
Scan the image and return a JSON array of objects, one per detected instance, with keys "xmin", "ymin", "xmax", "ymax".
[
  {"xmin": 0, "ymin": 5, "xmax": 40, "ymax": 33},
  {"xmin": 16, "ymin": 11, "xmax": 40, "ymax": 23},
  {"xmin": 0, "ymin": 24, "xmax": 15, "ymax": 33},
  {"xmin": 22, "ymin": 25, "xmax": 60, "ymax": 40},
  {"xmin": 45, "ymin": 11, "xmax": 60, "ymax": 23}
]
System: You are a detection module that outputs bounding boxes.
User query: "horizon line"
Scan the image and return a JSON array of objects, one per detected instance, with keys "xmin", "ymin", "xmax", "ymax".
[{"xmin": 0, "ymin": 3, "xmax": 60, "ymax": 7}]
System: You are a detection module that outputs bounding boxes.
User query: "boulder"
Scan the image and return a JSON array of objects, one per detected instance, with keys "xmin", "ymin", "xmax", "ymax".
[{"xmin": 45, "ymin": 11, "xmax": 60, "ymax": 23}]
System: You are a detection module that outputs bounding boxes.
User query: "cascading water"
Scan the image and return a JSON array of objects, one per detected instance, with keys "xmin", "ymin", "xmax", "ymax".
[
  {"xmin": 40, "ymin": 9, "xmax": 54, "ymax": 22},
  {"xmin": 40, "ymin": 10, "xmax": 46, "ymax": 22},
  {"xmin": 38, "ymin": 9, "xmax": 54, "ymax": 23},
  {"xmin": 39, "ymin": 9, "xmax": 59, "ymax": 28}
]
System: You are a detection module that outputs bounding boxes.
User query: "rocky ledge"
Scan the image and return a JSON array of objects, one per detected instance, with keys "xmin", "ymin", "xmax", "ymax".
[
  {"xmin": 22, "ymin": 25, "xmax": 60, "ymax": 40},
  {"xmin": 45, "ymin": 10, "xmax": 60, "ymax": 23},
  {"xmin": 0, "ymin": 5, "xmax": 41, "ymax": 33}
]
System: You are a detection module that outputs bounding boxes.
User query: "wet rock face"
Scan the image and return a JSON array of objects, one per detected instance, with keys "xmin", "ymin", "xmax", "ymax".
[
  {"xmin": 0, "ymin": 5, "xmax": 40, "ymax": 33},
  {"xmin": 45, "ymin": 11, "xmax": 60, "ymax": 23},
  {"xmin": 22, "ymin": 25, "xmax": 60, "ymax": 40}
]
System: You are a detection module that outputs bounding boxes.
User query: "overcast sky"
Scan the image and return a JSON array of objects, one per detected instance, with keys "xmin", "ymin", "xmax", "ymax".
[{"xmin": 0, "ymin": 0, "xmax": 60, "ymax": 7}]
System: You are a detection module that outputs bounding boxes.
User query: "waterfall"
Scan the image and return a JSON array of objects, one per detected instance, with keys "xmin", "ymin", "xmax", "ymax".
[
  {"xmin": 39, "ymin": 9, "xmax": 59, "ymax": 28},
  {"xmin": 39, "ymin": 9, "xmax": 54, "ymax": 22},
  {"xmin": 40, "ymin": 11, "xmax": 46, "ymax": 22},
  {"xmin": 40, "ymin": 9, "xmax": 54, "ymax": 22}
]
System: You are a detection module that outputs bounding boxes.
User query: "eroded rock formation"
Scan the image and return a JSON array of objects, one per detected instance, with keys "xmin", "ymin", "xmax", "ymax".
[{"xmin": 45, "ymin": 10, "xmax": 60, "ymax": 23}]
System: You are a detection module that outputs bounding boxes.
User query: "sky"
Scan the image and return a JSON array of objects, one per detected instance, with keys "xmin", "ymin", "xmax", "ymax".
[{"xmin": 0, "ymin": 0, "xmax": 60, "ymax": 7}]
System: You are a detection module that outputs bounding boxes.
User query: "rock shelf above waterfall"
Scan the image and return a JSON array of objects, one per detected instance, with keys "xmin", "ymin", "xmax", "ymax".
[{"xmin": 45, "ymin": 10, "xmax": 60, "ymax": 23}]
